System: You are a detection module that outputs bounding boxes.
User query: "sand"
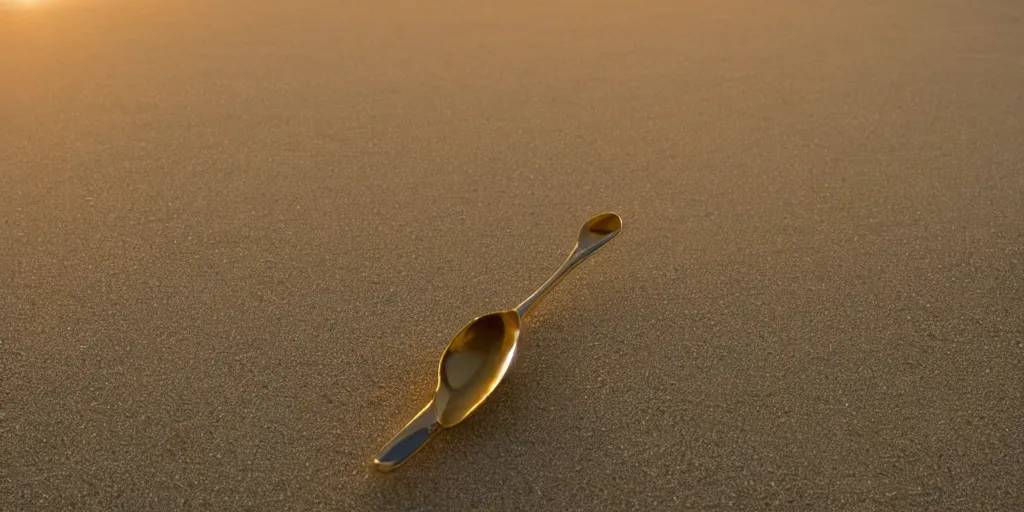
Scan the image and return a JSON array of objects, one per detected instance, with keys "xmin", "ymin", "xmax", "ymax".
[{"xmin": 2, "ymin": 0, "xmax": 1022, "ymax": 509}]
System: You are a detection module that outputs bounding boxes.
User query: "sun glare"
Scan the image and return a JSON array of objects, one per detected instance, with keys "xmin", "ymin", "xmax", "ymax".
[{"xmin": 3, "ymin": 0, "xmax": 46, "ymax": 7}]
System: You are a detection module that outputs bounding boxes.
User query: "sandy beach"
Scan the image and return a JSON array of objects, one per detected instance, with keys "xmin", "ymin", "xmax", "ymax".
[{"xmin": 2, "ymin": 0, "xmax": 1022, "ymax": 509}]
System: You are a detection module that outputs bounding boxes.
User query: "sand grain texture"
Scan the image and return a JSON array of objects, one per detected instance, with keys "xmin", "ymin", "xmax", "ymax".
[{"xmin": 2, "ymin": 0, "xmax": 1022, "ymax": 509}]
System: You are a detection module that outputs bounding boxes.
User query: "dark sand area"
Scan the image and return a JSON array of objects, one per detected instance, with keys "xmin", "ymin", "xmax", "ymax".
[{"xmin": 2, "ymin": 0, "xmax": 1022, "ymax": 509}]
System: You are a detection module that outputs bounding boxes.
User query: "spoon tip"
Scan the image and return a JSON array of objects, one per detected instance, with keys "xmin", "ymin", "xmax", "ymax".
[
  {"xmin": 584, "ymin": 212, "xmax": 623, "ymax": 237},
  {"xmin": 372, "ymin": 458, "xmax": 396, "ymax": 472}
]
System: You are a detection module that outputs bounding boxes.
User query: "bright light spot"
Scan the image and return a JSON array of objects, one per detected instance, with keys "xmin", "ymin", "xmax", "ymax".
[{"xmin": 2, "ymin": 0, "xmax": 47, "ymax": 7}]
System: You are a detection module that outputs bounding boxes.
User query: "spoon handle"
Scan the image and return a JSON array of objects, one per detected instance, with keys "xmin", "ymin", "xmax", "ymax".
[
  {"xmin": 515, "ymin": 213, "xmax": 622, "ymax": 318},
  {"xmin": 373, "ymin": 400, "xmax": 442, "ymax": 472}
]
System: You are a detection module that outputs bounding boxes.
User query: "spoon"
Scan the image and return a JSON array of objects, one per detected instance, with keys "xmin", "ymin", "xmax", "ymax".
[{"xmin": 372, "ymin": 212, "xmax": 622, "ymax": 472}]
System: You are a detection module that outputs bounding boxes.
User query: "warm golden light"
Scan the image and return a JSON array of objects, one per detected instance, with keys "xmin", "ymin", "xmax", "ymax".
[{"xmin": 2, "ymin": 0, "xmax": 47, "ymax": 7}]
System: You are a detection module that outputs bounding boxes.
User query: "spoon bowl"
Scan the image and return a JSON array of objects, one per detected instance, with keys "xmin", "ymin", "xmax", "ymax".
[{"xmin": 435, "ymin": 311, "xmax": 520, "ymax": 427}]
